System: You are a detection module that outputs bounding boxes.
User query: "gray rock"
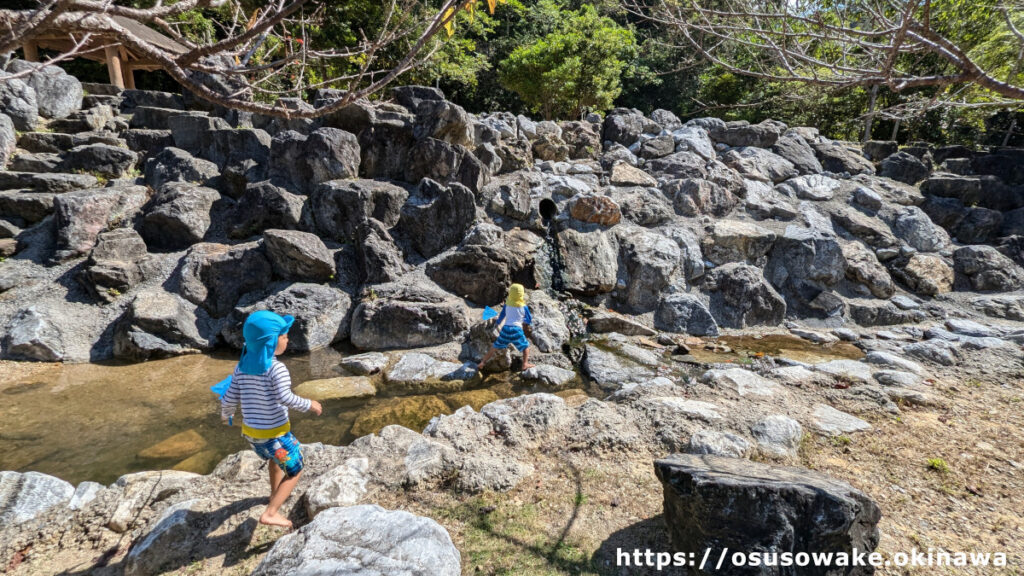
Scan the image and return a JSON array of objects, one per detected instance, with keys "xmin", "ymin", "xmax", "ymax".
[
  {"xmin": 776, "ymin": 173, "xmax": 841, "ymax": 201},
  {"xmin": 59, "ymin": 143, "xmax": 138, "ymax": 178},
  {"xmin": 721, "ymin": 146, "xmax": 798, "ymax": 183},
  {"xmin": 304, "ymin": 457, "xmax": 370, "ymax": 517},
  {"xmin": 655, "ymin": 454, "xmax": 880, "ymax": 576},
  {"xmin": 113, "ymin": 290, "xmax": 211, "ymax": 361},
  {"xmin": 525, "ymin": 290, "xmax": 570, "ymax": 353},
  {"xmin": 603, "ymin": 111, "xmax": 645, "ymax": 146},
  {"xmin": 705, "ymin": 263, "xmax": 786, "ymax": 328},
  {"xmin": 751, "ymin": 415, "xmax": 803, "ymax": 457},
  {"xmin": 252, "ymin": 505, "xmax": 461, "ymax": 576},
  {"xmin": 141, "ymin": 182, "xmax": 220, "ymax": 250},
  {"xmin": 687, "ymin": 429, "xmax": 752, "ymax": 458},
  {"xmin": 701, "ymin": 368, "xmax": 782, "ymax": 397},
  {"xmin": 880, "ymin": 151, "xmax": 930, "ymax": 184},
  {"xmin": 893, "ymin": 253, "xmax": 953, "ymax": 296},
  {"xmin": 873, "ymin": 370, "xmax": 921, "ymax": 387},
  {"xmin": 702, "ymin": 220, "xmax": 776, "ymax": 266},
  {"xmin": 864, "ymin": 350, "xmax": 924, "ymax": 375},
  {"xmin": 305, "ymin": 127, "xmax": 360, "ymax": 187},
  {"xmin": 953, "ymin": 245, "xmax": 1024, "ymax": 292},
  {"xmin": 891, "ymin": 206, "xmax": 949, "ymax": 252},
  {"xmin": 397, "ymin": 179, "xmax": 476, "ymax": 258},
  {"xmin": 744, "ymin": 179, "xmax": 798, "ymax": 221},
  {"xmin": 666, "ymin": 178, "xmax": 738, "ymax": 217},
  {"xmin": 69, "ymin": 481, "xmax": 104, "ymax": 510},
  {"xmin": 556, "ymin": 228, "xmax": 618, "ymax": 295},
  {"xmin": 143, "ymin": 146, "xmax": 220, "ymax": 192},
  {"xmin": 355, "ymin": 218, "xmax": 409, "ymax": 284},
  {"xmin": 521, "ymin": 364, "xmax": 577, "ymax": 387},
  {"xmin": 582, "ymin": 344, "xmax": 657, "ymax": 391},
  {"xmin": 814, "ymin": 359, "xmax": 874, "ymax": 383},
  {"xmin": 811, "ymin": 404, "xmax": 872, "ymax": 435},
  {"xmin": 810, "ymin": 139, "xmax": 875, "ymax": 175},
  {"xmin": 862, "ymin": 140, "xmax": 898, "ymax": 161},
  {"xmin": 771, "ymin": 132, "xmax": 823, "ymax": 175},
  {"xmin": 385, "ymin": 353, "xmax": 470, "ymax": 385},
  {"xmin": 852, "ymin": 186, "xmax": 883, "ymax": 212},
  {"xmin": 227, "ymin": 181, "xmax": 308, "ymax": 240},
  {"xmin": 167, "ymin": 113, "xmax": 230, "ymax": 154},
  {"xmin": 0, "ymin": 74, "xmax": 39, "ymax": 130},
  {"xmin": 671, "ymin": 125, "xmax": 715, "ymax": 161},
  {"xmin": 710, "ymin": 120, "xmax": 784, "ymax": 148},
  {"xmin": 588, "ymin": 310, "xmax": 657, "ymax": 337},
  {"xmin": 0, "ymin": 170, "xmax": 99, "ymax": 193},
  {"xmin": 3, "ymin": 306, "xmax": 65, "ymax": 361},
  {"xmin": 842, "ymin": 241, "xmax": 895, "ymax": 298},
  {"xmin": 6, "ymin": 61, "xmax": 82, "ymax": 118},
  {"xmin": 79, "ymin": 227, "xmax": 148, "ymax": 302},
  {"xmin": 645, "ymin": 150, "xmax": 708, "ymax": 180},
  {"xmin": 0, "ymin": 470, "xmax": 74, "ymax": 525},
  {"xmin": 350, "ymin": 282, "xmax": 469, "ymax": 350},
  {"xmin": 0, "ymin": 113, "xmax": 14, "ymax": 167},
  {"xmin": 617, "ymin": 227, "xmax": 680, "ymax": 312},
  {"xmin": 177, "ymin": 242, "xmax": 273, "ymax": 317},
  {"xmin": 223, "ymin": 283, "xmax": 352, "ymax": 352},
  {"xmin": 425, "ymin": 243, "xmax": 522, "ymax": 305},
  {"xmin": 263, "ymin": 229, "xmax": 335, "ymax": 282},
  {"xmin": 654, "ymin": 293, "xmax": 719, "ymax": 336},
  {"xmin": 454, "ymin": 455, "xmax": 534, "ymax": 493},
  {"xmin": 340, "ymin": 352, "xmax": 389, "ymax": 375}
]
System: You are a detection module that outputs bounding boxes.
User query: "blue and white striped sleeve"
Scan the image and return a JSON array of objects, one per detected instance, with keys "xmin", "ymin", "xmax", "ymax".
[
  {"xmin": 270, "ymin": 362, "xmax": 312, "ymax": 412},
  {"xmin": 220, "ymin": 375, "xmax": 239, "ymax": 421}
]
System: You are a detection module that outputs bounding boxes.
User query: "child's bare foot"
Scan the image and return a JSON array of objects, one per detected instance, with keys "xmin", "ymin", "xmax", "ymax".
[
  {"xmin": 521, "ymin": 363, "xmax": 536, "ymax": 371},
  {"xmin": 259, "ymin": 511, "xmax": 293, "ymax": 529}
]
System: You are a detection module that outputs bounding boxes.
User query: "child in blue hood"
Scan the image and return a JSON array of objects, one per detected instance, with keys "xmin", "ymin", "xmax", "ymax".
[{"xmin": 221, "ymin": 310, "xmax": 322, "ymax": 529}]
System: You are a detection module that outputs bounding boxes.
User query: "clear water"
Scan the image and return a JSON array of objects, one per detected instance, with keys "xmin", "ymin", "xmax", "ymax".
[{"xmin": 0, "ymin": 350, "xmax": 536, "ymax": 486}]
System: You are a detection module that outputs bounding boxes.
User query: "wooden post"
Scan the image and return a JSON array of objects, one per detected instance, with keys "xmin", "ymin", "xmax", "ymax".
[
  {"xmin": 123, "ymin": 65, "xmax": 136, "ymax": 90},
  {"xmin": 104, "ymin": 45, "xmax": 125, "ymax": 89},
  {"xmin": 22, "ymin": 41, "xmax": 39, "ymax": 62}
]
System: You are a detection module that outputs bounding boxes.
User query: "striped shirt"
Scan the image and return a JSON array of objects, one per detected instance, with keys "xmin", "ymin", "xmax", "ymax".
[{"xmin": 220, "ymin": 360, "xmax": 312, "ymax": 439}]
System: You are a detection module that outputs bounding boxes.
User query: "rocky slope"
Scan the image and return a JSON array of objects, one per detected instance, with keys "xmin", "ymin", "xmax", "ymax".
[{"xmin": 2, "ymin": 59, "xmax": 1024, "ymax": 573}]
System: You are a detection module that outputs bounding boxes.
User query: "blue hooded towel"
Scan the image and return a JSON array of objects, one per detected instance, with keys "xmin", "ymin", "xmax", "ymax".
[{"xmin": 238, "ymin": 310, "xmax": 294, "ymax": 375}]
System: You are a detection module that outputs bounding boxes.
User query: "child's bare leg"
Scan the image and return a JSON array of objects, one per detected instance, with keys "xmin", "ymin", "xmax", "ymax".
[
  {"xmin": 521, "ymin": 347, "xmax": 535, "ymax": 370},
  {"xmin": 260, "ymin": 471, "xmax": 301, "ymax": 528},
  {"xmin": 477, "ymin": 347, "xmax": 497, "ymax": 370},
  {"xmin": 268, "ymin": 460, "xmax": 284, "ymax": 493}
]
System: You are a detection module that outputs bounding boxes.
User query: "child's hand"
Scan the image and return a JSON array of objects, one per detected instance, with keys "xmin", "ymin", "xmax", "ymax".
[{"xmin": 309, "ymin": 400, "xmax": 323, "ymax": 416}]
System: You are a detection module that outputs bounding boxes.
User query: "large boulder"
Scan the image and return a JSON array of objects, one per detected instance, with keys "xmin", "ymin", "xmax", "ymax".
[
  {"xmin": 617, "ymin": 227, "xmax": 681, "ymax": 312},
  {"xmin": 654, "ymin": 293, "xmax": 719, "ymax": 336},
  {"xmin": 79, "ymin": 227, "xmax": 148, "ymax": 303},
  {"xmin": 227, "ymin": 181, "xmax": 309, "ymax": 239},
  {"xmin": 666, "ymin": 178, "xmax": 738, "ymax": 218},
  {"xmin": 312, "ymin": 179, "xmax": 408, "ymax": 242},
  {"xmin": 765, "ymin": 213, "xmax": 846, "ymax": 315},
  {"xmin": 426, "ymin": 244, "xmax": 523, "ymax": 305},
  {"xmin": 263, "ymin": 229, "xmax": 335, "ymax": 282},
  {"xmin": 879, "ymin": 151, "xmax": 930, "ymax": 184},
  {"xmin": 705, "ymin": 263, "xmax": 786, "ymax": 328},
  {"xmin": 556, "ymin": 228, "xmax": 618, "ymax": 296},
  {"xmin": 113, "ymin": 290, "xmax": 212, "ymax": 361},
  {"xmin": 251, "ymin": 505, "xmax": 461, "ymax": 576},
  {"xmin": 305, "ymin": 127, "xmax": 361, "ymax": 185},
  {"xmin": 222, "ymin": 283, "xmax": 351, "ymax": 352},
  {"xmin": 810, "ymin": 140, "xmax": 875, "ymax": 175},
  {"xmin": 890, "ymin": 206, "xmax": 950, "ymax": 252},
  {"xmin": 143, "ymin": 147, "xmax": 220, "ymax": 192},
  {"xmin": 721, "ymin": 147, "xmax": 798, "ymax": 183},
  {"xmin": 0, "ymin": 74, "xmax": 39, "ymax": 130},
  {"xmin": 709, "ymin": 120, "xmax": 784, "ymax": 148},
  {"xmin": 0, "ymin": 471, "xmax": 74, "ymax": 526},
  {"xmin": 771, "ymin": 131, "xmax": 823, "ymax": 175},
  {"xmin": 140, "ymin": 182, "xmax": 220, "ymax": 251},
  {"xmin": 59, "ymin": 144, "xmax": 138, "ymax": 179},
  {"xmin": 0, "ymin": 113, "xmax": 14, "ymax": 168},
  {"xmin": 603, "ymin": 110, "xmax": 646, "ymax": 146},
  {"xmin": 356, "ymin": 218, "xmax": 409, "ymax": 284},
  {"xmin": 350, "ymin": 282, "xmax": 469, "ymax": 350},
  {"xmin": 953, "ymin": 245, "xmax": 1024, "ymax": 292},
  {"xmin": 841, "ymin": 241, "xmax": 894, "ymax": 298},
  {"xmin": 53, "ymin": 185, "xmax": 149, "ymax": 260},
  {"xmin": 569, "ymin": 193, "xmax": 622, "ymax": 226},
  {"xmin": 6, "ymin": 60, "xmax": 82, "ymax": 118},
  {"xmin": 176, "ymin": 242, "xmax": 273, "ymax": 317},
  {"xmin": 702, "ymin": 220, "xmax": 776, "ymax": 266},
  {"xmin": 396, "ymin": 179, "xmax": 476, "ymax": 258},
  {"xmin": 2, "ymin": 307, "xmax": 65, "ymax": 361},
  {"xmin": 655, "ymin": 454, "xmax": 880, "ymax": 576}
]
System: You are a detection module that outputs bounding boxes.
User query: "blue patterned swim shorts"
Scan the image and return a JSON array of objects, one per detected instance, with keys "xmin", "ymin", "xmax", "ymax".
[
  {"xmin": 493, "ymin": 325, "xmax": 530, "ymax": 351},
  {"xmin": 245, "ymin": 432, "xmax": 304, "ymax": 477}
]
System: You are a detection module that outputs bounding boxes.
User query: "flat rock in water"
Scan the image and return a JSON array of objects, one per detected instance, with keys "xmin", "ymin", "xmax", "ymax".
[
  {"xmin": 582, "ymin": 344, "xmax": 657, "ymax": 391},
  {"xmin": 700, "ymin": 368, "xmax": 781, "ymax": 397},
  {"xmin": 252, "ymin": 504, "xmax": 461, "ymax": 576},
  {"xmin": 137, "ymin": 429, "xmax": 208, "ymax": 460},
  {"xmin": 521, "ymin": 364, "xmax": 577, "ymax": 387},
  {"xmin": 0, "ymin": 471, "xmax": 74, "ymax": 525},
  {"xmin": 294, "ymin": 376, "xmax": 376, "ymax": 401},
  {"xmin": 655, "ymin": 454, "xmax": 880, "ymax": 576},
  {"xmin": 587, "ymin": 310, "xmax": 657, "ymax": 336},
  {"xmin": 340, "ymin": 351, "xmax": 389, "ymax": 375},
  {"xmin": 812, "ymin": 404, "xmax": 872, "ymax": 435},
  {"xmin": 385, "ymin": 352, "xmax": 473, "ymax": 384}
]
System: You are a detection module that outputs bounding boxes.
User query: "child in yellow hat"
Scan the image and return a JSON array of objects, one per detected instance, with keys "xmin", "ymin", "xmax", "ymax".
[{"xmin": 478, "ymin": 283, "xmax": 535, "ymax": 371}]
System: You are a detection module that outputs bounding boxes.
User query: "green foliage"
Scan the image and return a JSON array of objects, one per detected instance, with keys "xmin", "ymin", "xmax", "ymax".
[
  {"xmin": 927, "ymin": 458, "xmax": 950, "ymax": 473},
  {"xmin": 498, "ymin": 4, "xmax": 636, "ymax": 119}
]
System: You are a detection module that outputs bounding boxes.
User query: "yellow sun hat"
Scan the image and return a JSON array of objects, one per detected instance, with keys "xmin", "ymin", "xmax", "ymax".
[{"xmin": 506, "ymin": 283, "xmax": 526, "ymax": 307}]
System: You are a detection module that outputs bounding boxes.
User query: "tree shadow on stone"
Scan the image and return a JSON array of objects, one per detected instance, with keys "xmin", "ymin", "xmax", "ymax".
[
  {"xmin": 591, "ymin": 514, "xmax": 686, "ymax": 576},
  {"xmin": 56, "ymin": 497, "xmax": 273, "ymax": 576}
]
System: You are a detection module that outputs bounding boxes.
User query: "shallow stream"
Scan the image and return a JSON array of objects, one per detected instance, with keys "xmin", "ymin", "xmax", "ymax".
[{"xmin": 0, "ymin": 333, "xmax": 861, "ymax": 486}]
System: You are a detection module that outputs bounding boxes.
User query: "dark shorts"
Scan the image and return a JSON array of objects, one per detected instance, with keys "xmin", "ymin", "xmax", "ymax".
[
  {"xmin": 246, "ymin": 431, "xmax": 303, "ymax": 477},
  {"xmin": 493, "ymin": 325, "xmax": 529, "ymax": 351}
]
